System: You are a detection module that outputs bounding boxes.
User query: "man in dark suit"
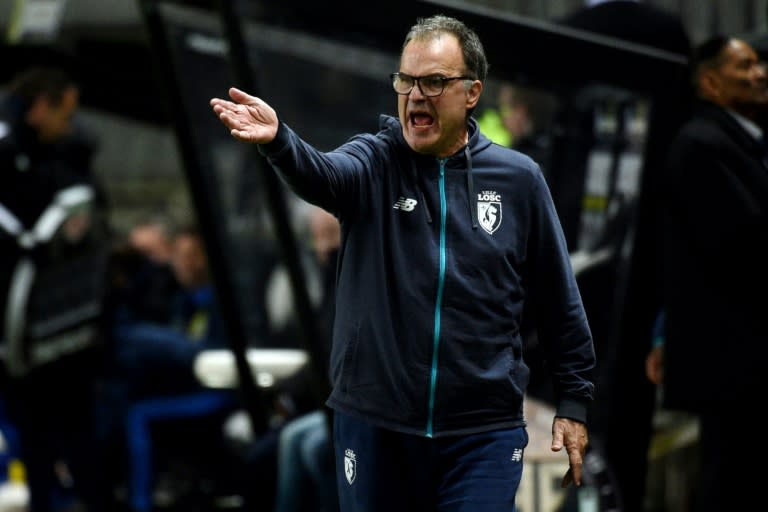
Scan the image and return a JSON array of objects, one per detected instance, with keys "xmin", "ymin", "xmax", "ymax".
[{"xmin": 661, "ymin": 35, "xmax": 768, "ymax": 511}]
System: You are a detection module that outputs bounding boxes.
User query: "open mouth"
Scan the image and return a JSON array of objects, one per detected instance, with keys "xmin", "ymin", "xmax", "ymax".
[{"xmin": 410, "ymin": 112, "xmax": 434, "ymax": 127}]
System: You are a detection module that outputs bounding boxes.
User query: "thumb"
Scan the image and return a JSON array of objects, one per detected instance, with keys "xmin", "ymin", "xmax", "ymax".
[{"xmin": 229, "ymin": 87, "xmax": 250, "ymax": 103}]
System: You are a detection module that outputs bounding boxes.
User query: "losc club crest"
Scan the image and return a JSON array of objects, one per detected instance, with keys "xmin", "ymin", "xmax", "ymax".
[
  {"xmin": 477, "ymin": 191, "xmax": 502, "ymax": 234},
  {"xmin": 344, "ymin": 448, "xmax": 357, "ymax": 485}
]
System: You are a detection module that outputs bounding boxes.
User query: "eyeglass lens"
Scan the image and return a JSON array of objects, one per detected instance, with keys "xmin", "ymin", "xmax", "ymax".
[{"xmin": 392, "ymin": 74, "xmax": 446, "ymax": 97}]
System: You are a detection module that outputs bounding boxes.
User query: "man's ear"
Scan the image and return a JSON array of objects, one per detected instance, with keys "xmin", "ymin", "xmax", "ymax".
[
  {"xmin": 698, "ymin": 70, "xmax": 722, "ymax": 101},
  {"xmin": 466, "ymin": 80, "xmax": 483, "ymax": 110}
]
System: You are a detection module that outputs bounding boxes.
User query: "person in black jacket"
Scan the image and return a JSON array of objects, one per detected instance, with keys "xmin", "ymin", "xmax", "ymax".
[
  {"xmin": 0, "ymin": 65, "xmax": 108, "ymax": 512},
  {"xmin": 661, "ymin": 35, "xmax": 768, "ymax": 511},
  {"xmin": 211, "ymin": 14, "xmax": 596, "ymax": 511}
]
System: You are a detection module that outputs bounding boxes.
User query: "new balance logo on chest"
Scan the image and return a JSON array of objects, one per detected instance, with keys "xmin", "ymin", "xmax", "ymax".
[{"xmin": 393, "ymin": 196, "xmax": 418, "ymax": 212}]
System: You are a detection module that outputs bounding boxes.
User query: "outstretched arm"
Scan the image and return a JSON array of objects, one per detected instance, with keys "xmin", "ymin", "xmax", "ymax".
[
  {"xmin": 551, "ymin": 417, "xmax": 589, "ymax": 487},
  {"xmin": 210, "ymin": 87, "xmax": 279, "ymax": 144}
]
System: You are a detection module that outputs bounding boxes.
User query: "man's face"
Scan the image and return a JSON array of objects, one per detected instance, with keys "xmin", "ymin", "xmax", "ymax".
[
  {"xmin": 33, "ymin": 86, "xmax": 79, "ymax": 143},
  {"xmin": 707, "ymin": 39, "xmax": 768, "ymax": 117},
  {"xmin": 171, "ymin": 234, "xmax": 209, "ymax": 289},
  {"xmin": 397, "ymin": 33, "xmax": 481, "ymax": 157}
]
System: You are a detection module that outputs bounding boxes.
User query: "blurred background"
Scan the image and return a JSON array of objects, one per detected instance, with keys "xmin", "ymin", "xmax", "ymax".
[
  {"xmin": 0, "ymin": 1, "xmax": 764, "ymax": 511},
  {"xmin": 0, "ymin": 0, "xmax": 764, "ymax": 232}
]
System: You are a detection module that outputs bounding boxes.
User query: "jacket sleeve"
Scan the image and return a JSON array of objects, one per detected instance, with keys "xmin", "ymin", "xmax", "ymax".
[
  {"xmin": 257, "ymin": 121, "xmax": 376, "ymax": 215},
  {"xmin": 526, "ymin": 167, "xmax": 596, "ymax": 424}
]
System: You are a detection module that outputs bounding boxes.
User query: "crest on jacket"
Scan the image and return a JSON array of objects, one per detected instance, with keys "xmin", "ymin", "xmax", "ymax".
[{"xmin": 478, "ymin": 191, "xmax": 502, "ymax": 234}]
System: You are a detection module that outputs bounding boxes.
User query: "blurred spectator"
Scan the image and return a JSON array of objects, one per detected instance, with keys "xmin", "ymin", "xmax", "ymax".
[
  {"xmin": 110, "ymin": 223, "xmax": 227, "ymax": 389},
  {"xmin": 661, "ymin": 35, "xmax": 768, "ymax": 511},
  {"xmin": 478, "ymin": 83, "xmax": 558, "ymax": 175},
  {"xmin": 502, "ymin": 84, "xmax": 558, "ymax": 174},
  {"xmin": 0, "ymin": 65, "xmax": 108, "ymax": 512},
  {"xmin": 106, "ymin": 214, "xmax": 181, "ymax": 327},
  {"xmin": 272, "ymin": 206, "xmax": 340, "ymax": 512},
  {"xmin": 129, "ymin": 215, "xmax": 175, "ymax": 266},
  {"xmin": 94, "ymin": 213, "xmax": 182, "ymax": 493},
  {"xmin": 96, "ymin": 222, "xmax": 241, "ymax": 511},
  {"xmin": 112, "ymin": 224, "xmax": 237, "ymax": 511}
]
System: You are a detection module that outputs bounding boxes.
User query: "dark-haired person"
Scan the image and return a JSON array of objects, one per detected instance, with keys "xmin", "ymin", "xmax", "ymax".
[
  {"xmin": 661, "ymin": 35, "xmax": 768, "ymax": 511},
  {"xmin": 108, "ymin": 225, "xmax": 238, "ymax": 511},
  {"xmin": 0, "ymin": 66, "xmax": 108, "ymax": 511},
  {"xmin": 211, "ymin": 14, "xmax": 596, "ymax": 511}
]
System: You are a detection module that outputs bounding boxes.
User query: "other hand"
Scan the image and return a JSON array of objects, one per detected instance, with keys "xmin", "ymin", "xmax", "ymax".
[
  {"xmin": 551, "ymin": 417, "xmax": 588, "ymax": 488},
  {"xmin": 210, "ymin": 87, "xmax": 278, "ymax": 144}
]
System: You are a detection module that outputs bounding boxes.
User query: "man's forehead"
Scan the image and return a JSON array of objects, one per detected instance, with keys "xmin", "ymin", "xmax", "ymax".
[
  {"xmin": 401, "ymin": 36, "xmax": 463, "ymax": 69},
  {"xmin": 724, "ymin": 40, "xmax": 758, "ymax": 62}
]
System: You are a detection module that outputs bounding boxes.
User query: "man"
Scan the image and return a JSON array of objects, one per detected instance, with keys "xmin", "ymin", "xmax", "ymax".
[
  {"xmin": 109, "ymin": 225, "xmax": 237, "ymax": 512},
  {"xmin": 211, "ymin": 14, "xmax": 596, "ymax": 511},
  {"xmin": 661, "ymin": 36, "xmax": 768, "ymax": 511},
  {"xmin": 0, "ymin": 66, "xmax": 106, "ymax": 511},
  {"xmin": 111, "ymin": 224, "xmax": 227, "ymax": 394}
]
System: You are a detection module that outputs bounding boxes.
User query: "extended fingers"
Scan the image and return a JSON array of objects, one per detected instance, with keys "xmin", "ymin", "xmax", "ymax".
[
  {"xmin": 210, "ymin": 102, "xmax": 247, "ymax": 132},
  {"xmin": 210, "ymin": 99, "xmax": 239, "ymax": 116},
  {"xmin": 561, "ymin": 462, "xmax": 584, "ymax": 488},
  {"xmin": 551, "ymin": 419, "xmax": 566, "ymax": 451}
]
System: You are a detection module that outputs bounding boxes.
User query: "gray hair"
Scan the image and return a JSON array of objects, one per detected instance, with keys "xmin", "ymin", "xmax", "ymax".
[{"xmin": 402, "ymin": 14, "xmax": 489, "ymax": 82}]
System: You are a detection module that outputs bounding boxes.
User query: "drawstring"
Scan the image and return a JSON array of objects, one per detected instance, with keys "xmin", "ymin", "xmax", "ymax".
[{"xmin": 465, "ymin": 146, "xmax": 478, "ymax": 229}]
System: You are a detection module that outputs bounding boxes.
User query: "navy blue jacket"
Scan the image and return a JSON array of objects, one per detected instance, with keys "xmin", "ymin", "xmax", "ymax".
[{"xmin": 259, "ymin": 114, "xmax": 595, "ymax": 437}]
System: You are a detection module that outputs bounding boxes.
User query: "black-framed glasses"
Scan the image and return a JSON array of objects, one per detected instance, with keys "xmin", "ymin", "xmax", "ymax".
[{"xmin": 390, "ymin": 72, "xmax": 472, "ymax": 97}]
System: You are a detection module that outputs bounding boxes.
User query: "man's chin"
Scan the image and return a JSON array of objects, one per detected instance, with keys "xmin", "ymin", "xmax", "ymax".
[{"xmin": 405, "ymin": 134, "xmax": 437, "ymax": 154}]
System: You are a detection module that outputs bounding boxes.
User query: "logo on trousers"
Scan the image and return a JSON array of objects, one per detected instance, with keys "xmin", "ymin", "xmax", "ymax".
[{"xmin": 344, "ymin": 448, "xmax": 357, "ymax": 485}]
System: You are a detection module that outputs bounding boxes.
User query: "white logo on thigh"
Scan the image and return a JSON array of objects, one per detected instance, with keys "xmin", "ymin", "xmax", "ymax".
[{"xmin": 344, "ymin": 448, "xmax": 357, "ymax": 485}]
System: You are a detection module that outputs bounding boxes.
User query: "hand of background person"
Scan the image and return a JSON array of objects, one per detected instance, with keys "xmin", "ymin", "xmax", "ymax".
[
  {"xmin": 210, "ymin": 87, "xmax": 279, "ymax": 144},
  {"xmin": 645, "ymin": 345, "xmax": 664, "ymax": 385},
  {"xmin": 551, "ymin": 417, "xmax": 589, "ymax": 487}
]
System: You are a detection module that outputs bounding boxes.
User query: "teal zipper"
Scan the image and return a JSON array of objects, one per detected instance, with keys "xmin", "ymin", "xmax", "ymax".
[{"xmin": 426, "ymin": 159, "xmax": 448, "ymax": 438}]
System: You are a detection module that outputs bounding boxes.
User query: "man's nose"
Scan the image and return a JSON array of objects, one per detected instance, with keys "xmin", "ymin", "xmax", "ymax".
[{"xmin": 409, "ymin": 81, "xmax": 428, "ymax": 99}]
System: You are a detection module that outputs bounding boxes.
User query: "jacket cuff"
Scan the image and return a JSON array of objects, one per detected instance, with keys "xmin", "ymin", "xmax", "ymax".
[
  {"xmin": 257, "ymin": 120, "xmax": 290, "ymax": 157},
  {"xmin": 555, "ymin": 398, "xmax": 589, "ymax": 424}
]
